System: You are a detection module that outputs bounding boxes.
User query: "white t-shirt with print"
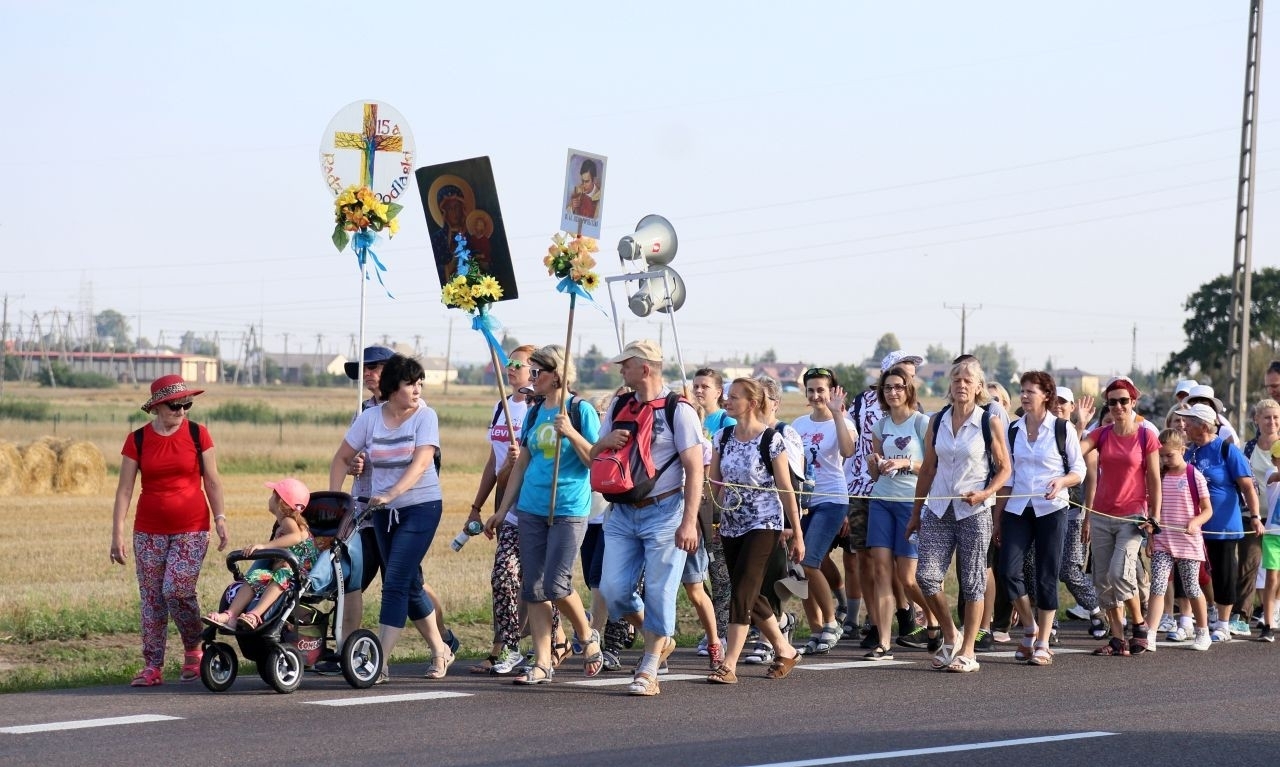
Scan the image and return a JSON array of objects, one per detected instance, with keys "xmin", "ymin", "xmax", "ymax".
[{"xmin": 790, "ymin": 413, "xmax": 857, "ymax": 502}]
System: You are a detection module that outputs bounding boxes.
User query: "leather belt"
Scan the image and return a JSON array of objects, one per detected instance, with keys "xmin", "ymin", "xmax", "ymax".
[{"xmin": 627, "ymin": 487, "xmax": 682, "ymax": 509}]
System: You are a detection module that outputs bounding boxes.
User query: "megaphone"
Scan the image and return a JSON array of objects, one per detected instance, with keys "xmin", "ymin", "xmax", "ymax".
[
  {"xmin": 627, "ymin": 266, "xmax": 686, "ymax": 317},
  {"xmin": 617, "ymin": 214, "xmax": 678, "ymax": 266}
]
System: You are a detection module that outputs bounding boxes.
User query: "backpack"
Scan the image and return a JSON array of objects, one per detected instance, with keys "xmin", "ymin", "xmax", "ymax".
[
  {"xmin": 930, "ymin": 403, "xmax": 994, "ymax": 482},
  {"xmin": 590, "ymin": 392, "xmax": 686, "ymax": 504},
  {"xmin": 133, "ymin": 420, "xmax": 204, "ymax": 476},
  {"xmin": 523, "ymin": 394, "xmax": 585, "ymax": 446},
  {"xmin": 717, "ymin": 422, "xmax": 808, "ymax": 504},
  {"xmin": 1007, "ymin": 417, "xmax": 1071, "ymax": 476},
  {"xmin": 1186, "ymin": 463, "xmax": 1201, "ymax": 510}
]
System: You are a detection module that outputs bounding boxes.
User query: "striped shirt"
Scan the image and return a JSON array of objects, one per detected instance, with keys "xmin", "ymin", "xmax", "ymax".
[{"xmin": 343, "ymin": 401, "xmax": 441, "ymax": 506}]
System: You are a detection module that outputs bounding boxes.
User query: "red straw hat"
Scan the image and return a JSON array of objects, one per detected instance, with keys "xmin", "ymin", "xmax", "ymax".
[{"xmin": 141, "ymin": 375, "xmax": 205, "ymax": 413}]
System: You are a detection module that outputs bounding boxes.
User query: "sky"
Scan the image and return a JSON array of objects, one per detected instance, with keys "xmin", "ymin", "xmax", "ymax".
[{"xmin": 1, "ymin": 1, "xmax": 1274, "ymax": 379}]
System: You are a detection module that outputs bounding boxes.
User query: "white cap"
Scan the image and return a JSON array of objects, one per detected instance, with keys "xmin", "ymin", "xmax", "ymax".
[
  {"xmin": 1055, "ymin": 386, "xmax": 1074, "ymax": 404},
  {"xmin": 1174, "ymin": 379, "xmax": 1198, "ymax": 396}
]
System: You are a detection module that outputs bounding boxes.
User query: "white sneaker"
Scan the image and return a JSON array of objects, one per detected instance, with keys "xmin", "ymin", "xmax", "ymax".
[
  {"xmin": 1147, "ymin": 636, "xmax": 1158, "ymax": 653},
  {"xmin": 1192, "ymin": 627, "xmax": 1212, "ymax": 651},
  {"xmin": 992, "ymin": 631, "xmax": 1012, "ymax": 643},
  {"xmin": 1210, "ymin": 624, "xmax": 1232, "ymax": 643},
  {"xmin": 1165, "ymin": 626, "xmax": 1187, "ymax": 643},
  {"xmin": 1157, "ymin": 615, "xmax": 1176, "ymax": 633},
  {"xmin": 696, "ymin": 634, "xmax": 709, "ymax": 657},
  {"xmin": 1066, "ymin": 604, "xmax": 1092, "ymax": 621},
  {"xmin": 1208, "ymin": 605, "xmax": 1220, "ymax": 624}
]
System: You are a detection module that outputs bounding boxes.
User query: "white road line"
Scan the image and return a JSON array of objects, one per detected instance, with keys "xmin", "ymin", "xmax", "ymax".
[
  {"xmin": 797, "ymin": 660, "xmax": 914, "ymax": 670},
  {"xmin": 566, "ymin": 673, "xmax": 705, "ymax": 687},
  {"xmin": 1, "ymin": 714, "xmax": 181, "ymax": 735},
  {"xmin": 979, "ymin": 648, "xmax": 1088, "ymax": 659},
  {"xmin": 733, "ymin": 731, "xmax": 1117, "ymax": 766},
  {"xmin": 307, "ymin": 691, "xmax": 472, "ymax": 706}
]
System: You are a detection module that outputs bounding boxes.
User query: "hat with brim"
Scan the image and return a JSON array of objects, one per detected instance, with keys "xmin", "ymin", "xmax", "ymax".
[
  {"xmin": 141, "ymin": 375, "xmax": 204, "ymax": 413},
  {"xmin": 264, "ymin": 478, "xmax": 311, "ymax": 512},
  {"xmin": 881, "ymin": 350, "xmax": 925, "ymax": 373},
  {"xmin": 1055, "ymin": 386, "xmax": 1074, "ymax": 404},
  {"xmin": 610, "ymin": 339, "xmax": 663, "ymax": 364},
  {"xmin": 1174, "ymin": 379, "xmax": 1198, "ymax": 397},
  {"xmin": 344, "ymin": 345, "xmax": 395, "ymax": 380},
  {"xmin": 1184, "ymin": 384, "xmax": 1224, "ymax": 414},
  {"xmin": 773, "ymin": 562, "xmax": 809, "ymax": 601},
  {"xmin": 1173, "ymin": 402, "xmax": 1218, "ymax": 426}
]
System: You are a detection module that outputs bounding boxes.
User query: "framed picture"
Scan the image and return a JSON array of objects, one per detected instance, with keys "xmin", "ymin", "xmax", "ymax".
[
  {"xmin": 561, "ymin": 149, "xmax": 607, "ymax": 239},
  {"xmin": 415, "ymin": 156, "xmax": 518, "ymax": 301}
]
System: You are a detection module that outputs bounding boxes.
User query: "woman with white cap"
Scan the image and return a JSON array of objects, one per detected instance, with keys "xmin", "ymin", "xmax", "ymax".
[
  {"xmin": 1176, "ymin": 400, "xmax": 1263, "ymax": 642},
  {"xmin": 111, "ymin": 375, "xmax": 227, "ymax": 687},
  {"xmin": 1183, "ymin": 384, "xmax": 1240, "ymax": 447}
]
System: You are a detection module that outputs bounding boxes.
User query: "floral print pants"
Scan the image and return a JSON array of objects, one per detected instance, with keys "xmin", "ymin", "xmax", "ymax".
[
  {"xmin": 492, "ymin": 522, "xmax": 559, "ymax": 649},
  {"xmin": 134, "ymin": 531, "xmax": 208, "ymax": 669}
]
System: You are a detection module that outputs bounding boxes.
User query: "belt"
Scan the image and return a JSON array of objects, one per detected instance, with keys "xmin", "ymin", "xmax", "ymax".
[{"xmin": 628, "ymin": 488, "xmax": 682, "ymax": 509}]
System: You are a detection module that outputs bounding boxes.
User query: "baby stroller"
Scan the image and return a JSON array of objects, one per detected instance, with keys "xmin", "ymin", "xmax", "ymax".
[{"xmin": 199, "ymin": 491, "xmax": 383, "ymax": 693}]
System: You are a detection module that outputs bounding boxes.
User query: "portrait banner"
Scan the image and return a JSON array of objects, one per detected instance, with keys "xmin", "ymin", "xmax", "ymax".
[
  {"xmin": 415, "ymin": 156, "xmax": 518, "ymax": 301},
  {"xmin": 561, "ymin": 149, "xmax": 607, "ymax": 238}
]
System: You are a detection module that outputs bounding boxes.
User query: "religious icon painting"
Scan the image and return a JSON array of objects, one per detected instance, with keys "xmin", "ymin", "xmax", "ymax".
[
  {"xmin": 415, "ymin": 156, "xmax": 518, "ymax": 300},
  {"xmin": 319, "ymin": 100, "xmax": 416, "ymax": 205},
  {"xmin": 561, "ymin": 149, "xmax": 607, "ymax": 239}
]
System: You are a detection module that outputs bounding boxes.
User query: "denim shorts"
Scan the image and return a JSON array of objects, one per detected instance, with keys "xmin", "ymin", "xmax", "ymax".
[
  {"xmin": 867, "ymin": 499, "xmax": 918, "ymax": 559},
  {"xmin": 682, "ymin": 539, "xmax": 710, "ymax": 584},
  {"xmin": 518, "ymin": 511, "xmax": 588, "ymax": 602},
  {"xmin": 800, "ymin": 502, "xmax": 849, "ymax": 568}
]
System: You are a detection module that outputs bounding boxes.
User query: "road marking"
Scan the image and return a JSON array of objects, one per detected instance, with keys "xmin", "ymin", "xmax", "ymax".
[
  {"xmin": 1, "ymin": 715, "xmax": 180, "ymax": 735},
  {"xmin": 566, "ymin": 673, "xmax": 705, "ymax": 687},
  {"xmin": 307, "ymin": 691, "xmax": 471, "ymax": 706},
  {"xmin": 732, "ymin": 731, "xmax": 1117, "ymax": 766},
  {"xmin": 797, "ymin": 660, "xmax": 913, "ymax": 670},
  {"xmin": 979, "ymin": 648, "xmax": 1088, "ymax": 659}
]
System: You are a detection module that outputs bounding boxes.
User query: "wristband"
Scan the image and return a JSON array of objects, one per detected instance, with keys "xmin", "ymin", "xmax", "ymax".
[{"xmin": 214, "ymin": 514, "xmax": 226, "ymax": 521}]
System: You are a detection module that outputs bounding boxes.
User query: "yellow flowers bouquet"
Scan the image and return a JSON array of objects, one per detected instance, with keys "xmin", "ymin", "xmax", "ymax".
[
  {"xmin": 441, "ymin": 235, "xmax": 503, "ymax": 313},
  {"xmin": 332, "ymin": 185, "xmax": 403, "ymax": 252},
  {"xmin": 545, "ymin": 233, "xmax": 601, "ymax": 291}
]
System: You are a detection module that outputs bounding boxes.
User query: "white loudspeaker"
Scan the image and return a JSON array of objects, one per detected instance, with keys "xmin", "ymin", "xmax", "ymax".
[
  {"xmin": 617, "ymin": 214, "xmax": 678, "ymax": 265},
  {"xmin": 627, "ymin": 266, "xmax": 686, "ymax": 317}
]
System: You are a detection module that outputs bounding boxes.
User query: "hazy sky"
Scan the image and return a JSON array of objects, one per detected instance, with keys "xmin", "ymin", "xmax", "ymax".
[{"xmin": 1, "ymin": 1, "xmax": 1273, "ymax": 378}]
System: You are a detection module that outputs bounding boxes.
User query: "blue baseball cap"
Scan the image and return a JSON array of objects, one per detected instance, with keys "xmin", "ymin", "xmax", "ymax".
[{"xmin": 344, "ymin": 346, "xmax": 395, "ymax": 379}]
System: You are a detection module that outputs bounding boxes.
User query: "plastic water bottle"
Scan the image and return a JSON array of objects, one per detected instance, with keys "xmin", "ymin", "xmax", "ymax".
[{"xmin": 450, "ymin": 520, "xmax": 485, "ymax": 552}]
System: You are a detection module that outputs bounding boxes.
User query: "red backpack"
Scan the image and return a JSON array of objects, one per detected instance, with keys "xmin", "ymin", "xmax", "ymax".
[{"xmin": 590, "ymin": 392, "xmax": 686, "ymax": 503}]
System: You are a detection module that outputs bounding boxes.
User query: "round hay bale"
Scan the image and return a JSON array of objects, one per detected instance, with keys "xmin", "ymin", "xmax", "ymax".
[
  {"xmin": 54, "ymin": 440, "xmax": 107, "ymax": 496},
  {"xmin": 20, "ymin": 441, "xmax": 58, "ymax": 495},
  {"xmin": 0, "ymin": 443, "xmax": 20, "ymax": 496},
  {"xmin": 38, "ymin": 436, "xmax": 72, "ymax": 456}
]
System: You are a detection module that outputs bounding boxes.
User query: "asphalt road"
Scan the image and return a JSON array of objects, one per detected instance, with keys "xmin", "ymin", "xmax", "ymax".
[{"xmin": 3, "ymin": 624, "xmax": 1279, "ymax": 767}]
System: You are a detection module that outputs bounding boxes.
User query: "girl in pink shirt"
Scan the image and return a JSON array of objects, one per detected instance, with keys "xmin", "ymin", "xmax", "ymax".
[{"xmin": 1144, "ymin": 429, "xmax": 1213, "ymax": 652}]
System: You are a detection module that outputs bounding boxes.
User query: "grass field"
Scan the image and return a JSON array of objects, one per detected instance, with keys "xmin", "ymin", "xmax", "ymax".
[{"xmin": 0, "ymin": 380, "xmax": 841, "ymax": 691}]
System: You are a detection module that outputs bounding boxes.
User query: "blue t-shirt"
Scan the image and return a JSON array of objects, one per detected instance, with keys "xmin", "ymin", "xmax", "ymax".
[
  {"xmin": 1185, "ymin": 437, "xmax": 1251, "ymax": 539},
  {"xmin": 517, "ymin": 397, "xmax": 601, "ymax": 518},
  {"xmin": 703, "ymin": 409, "xmax": 736, "ymax": 439}
]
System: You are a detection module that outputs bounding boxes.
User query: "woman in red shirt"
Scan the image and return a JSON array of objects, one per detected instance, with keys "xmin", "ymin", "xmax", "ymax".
[{"xmin": 110, "ymin": 376, "xmax": 227, "ymax": 687}]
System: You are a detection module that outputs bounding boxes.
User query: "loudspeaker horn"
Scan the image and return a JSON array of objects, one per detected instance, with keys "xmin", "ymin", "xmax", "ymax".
[
  {"xmin": 627, "ymin": 266, "xmax": 686, "ymax": 317},
  {"xmin": 617, "ymin": 214, "xmax": 678, "ymax": 265}
]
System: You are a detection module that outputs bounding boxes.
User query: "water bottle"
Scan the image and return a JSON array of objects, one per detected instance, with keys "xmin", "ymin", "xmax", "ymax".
[{"xmin": 450, "ymin": 520, "xmax": 485, "ymax": 552}]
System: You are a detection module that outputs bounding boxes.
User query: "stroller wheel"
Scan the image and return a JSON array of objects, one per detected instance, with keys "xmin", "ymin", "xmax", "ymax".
[
  {"xmin": 263, "ymin": 646, "xmax": 305, "ymax": 694},
  {"xmin": 342, "ymin": 629, "xmax": 383, "ymax": 689},
  {"xmin": 200, "ymin": 642, "xmax": 238, "ymax": 692}
]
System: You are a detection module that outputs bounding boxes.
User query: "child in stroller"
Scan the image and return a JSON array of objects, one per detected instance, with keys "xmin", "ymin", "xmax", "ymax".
[{"xmin": 203, "ymin": 478, "xmax": 319, "ymax": 631}]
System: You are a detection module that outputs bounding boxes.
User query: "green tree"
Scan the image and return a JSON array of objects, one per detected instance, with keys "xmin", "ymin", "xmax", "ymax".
[
  {"xmin": 1162, "ymin": 267, "xmax": 1280, "ymax": 387},
  {"xmin": 758, "ymin": 348, "xmax": 778, "ymax": 364},
  {"xmin": 830, "ymin": 363, "xmax": 867, "ymax": 391},
  {"xmin": 95, "ymin": 309, "xmax": 132, "ymax": 350},
  {"xmin": 871, "ymin": 333, "xmax": 901, "ymax": 364},
  {"xmin": 500, "ymin": 333, "xmax": 522, "ymax": 353},
  {"xmin": 926, "ymin": 344, "xmax": 953, "ymax": 364}
]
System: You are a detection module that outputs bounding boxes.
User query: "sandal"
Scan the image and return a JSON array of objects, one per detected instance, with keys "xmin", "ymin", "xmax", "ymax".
[
  {"xmin": 237, "ymin": 612, "xmax": 262, "ymax": 631},
  {"xmin": 707, "ymin": 664, "xmax": 738, "ymax": 684},
  {"xmin": 1014, "ymin": 627, "xmax": 1037, "ymax": 662},
  {"xmin": 180, "ymin": 649, "xmax": 202, "ymax": 682},
  {"xmin": 946, "ymin": 654, "xmax": 981, "ymax": 673},
  {"xmin": 130, "ymin": 666, "xmax": 163, "ymax": 687},
  {"xmin": 864, "ymin": 645, "xmax": 894, "ymax": 660},
  {"xmin": 1093, "ymin": 637, "xmax": 1130, "ymax": 656},
  {"xmin": 580, "ymin": 630, "xmax": 604, "ymax": 678},
  {"xmin": 424, "ymin": 651, "xmax": 454, "ymax": 680},
  {"xmin": 765, "ymin": 651, "xmax": 799, "ymax": 679},
  {"xmin": 1027, "ymin": 643, "xmax": 1054, "ymax": 666},
  {"xmin": 470, "ymin": 654, "xmax": 499, "ymax": 674},
  {"xmin": 930, "ymin": 642, "xmax": 955, "ymax": 670},
  {"xmin": 550, "ymin": 640, "xmax": 572, "ymax": 668},
  {"xmin": 628, "ymin": 670, "xmax": 660, "ymax": 696},
  {"xmin": 925, "ymin": 626, "xmax": 943, "ymax": 653},
  {"xmin": 513, "ymin": 664, "xmax": 554, "ymax": 685},
  {"xmin": 202, "ymin": 611, "xmax": 236, "ymax": 630},
  {"xmin": 658, "ymin": 636, "xmax": 678, "ymax": 666}
]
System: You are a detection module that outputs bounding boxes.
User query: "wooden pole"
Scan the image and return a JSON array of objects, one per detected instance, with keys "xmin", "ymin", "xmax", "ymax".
[
  {"xmin": 488, "ymin": 337, "xmax": 514, "ymax": 436},
  {"xmin": 547, "ymin": 292, "xmax": 577, "ymax": 526}
]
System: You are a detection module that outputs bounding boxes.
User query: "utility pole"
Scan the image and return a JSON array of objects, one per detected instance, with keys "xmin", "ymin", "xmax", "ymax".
[
  {"xmin": 1131, "ymin": 324, "xmax": 1138, "ymax": 375},
  {"xmin": 413, "ymin": 334, "xmax": 422, "ymax": 355},
  {"xmin": 282, "ymin": 332, "xmax": 291, "ymax": 384},
  {"xmin": 1227, "ymin": 0, "xmax": 1264, "ymax": 431},
  {"xmin": 0, "ymin": 294, "xmax": 11, "ymax": 398},
  {"xmin": 442, "ymin": 317, "xmax": 453, "ymax": 396},
  {"xmin": 944, "ymin": 303, "xmax": 982, "ymax": 355}
]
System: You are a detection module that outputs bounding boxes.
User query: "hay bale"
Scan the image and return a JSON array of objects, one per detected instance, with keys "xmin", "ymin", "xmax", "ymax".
[
  {"xmin": 20, "ymin": 442, "xmax": 58, "ymax": 495},
  {"xmin": 38, "ymin": 436, "xmax": 72, "ymax": 456},
  {"xmin": 54, "ymin": 440, "xmax": 107, "ymax": 496},
  {"xmin": 0, "ymin": 443, "xmax": 20, "ymax": 496}
]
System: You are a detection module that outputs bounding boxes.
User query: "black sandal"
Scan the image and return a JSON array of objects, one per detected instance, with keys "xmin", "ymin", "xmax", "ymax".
[
  {"xmin": 550, "ymin": 640, "xmax": 573, "ymax": 668},
  {"xmin": 469, "ymin": 654, "xmax": 499, "ymax": 674}
]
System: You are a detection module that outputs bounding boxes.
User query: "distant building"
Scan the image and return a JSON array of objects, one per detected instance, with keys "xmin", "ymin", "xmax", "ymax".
[
  {"xmin": 269, "ymin": 353, "xmax": 347, "ymax": 384},
  {"xmin": 1055, "ymin": 368, "xmax": 1101, "ymax": 397},
  {"xmin": 6, "ymin": 350, "xmax": 220, "ymax": 384},
  {"xmin": 419, "ymin": 356, "xmax": 457, "ymax": 386},
  {"xmin": 703, "ymin": 361, "xmax": 754, "ymax": 380},
  {"xmin": 752, "ymin": 362, "xmax": 808, "ymax": 389}
]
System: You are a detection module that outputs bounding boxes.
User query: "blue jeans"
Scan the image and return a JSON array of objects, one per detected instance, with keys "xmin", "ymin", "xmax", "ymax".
[
  {"xmin": 372, "ymin": 500, "xmax": 441, "ymax": 627},
  {"xmin": 999, "ymin": 508, "xmax": 1067, "ymax": 610},
  {"xmin": 601, "ymin": 492, "xmax": 687, "ymax": 637},
  {"xmin": 800, "ymin": 501, "xmax": 849, "ymax": 568}
]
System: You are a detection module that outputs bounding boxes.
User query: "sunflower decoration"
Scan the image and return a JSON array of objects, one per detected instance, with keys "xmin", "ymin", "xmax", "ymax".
[
  {"xmin": 332, "ymin": 184, "xmax": 403, "ymax": 252},
  {"xmin": 441, "ymin": 235, "xmax": 504, "ymax": 313},
  {"xmin": 545, "ymin": 233, "xmax": 601, "ymax": 292}
]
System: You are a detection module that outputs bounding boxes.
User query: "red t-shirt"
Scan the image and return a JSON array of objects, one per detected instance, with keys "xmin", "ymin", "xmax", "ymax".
[
  {"xmin": 121, "ymin": 421, "xmax": 213, "ymax": 534},
  {"xmin": 1093, "ymin": 425, "xmax": 1158, "ymax": 517}
]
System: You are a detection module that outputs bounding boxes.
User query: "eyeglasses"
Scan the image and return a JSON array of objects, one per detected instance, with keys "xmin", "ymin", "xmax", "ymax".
[
  {"xmin": 883, "ymin": 384, "xmax": 907, "ymax": 393},
  {"xmin": 165, "ymin": 401, "xmax": 193, "ymax": 412},
  {"xmin": 505, "ymin": 360, "xmax": 526, "ymax": 370},
  {"xmin": 1106, "ymin": 397, "xmax": 1131, "ymax": 408},
  {"xmin": 804, "ymin": 368, "xmax": 833, "ymax": 380},
  {"xmin": 528, "ymin": 368, "xmax": 542, "ymax": 380}
]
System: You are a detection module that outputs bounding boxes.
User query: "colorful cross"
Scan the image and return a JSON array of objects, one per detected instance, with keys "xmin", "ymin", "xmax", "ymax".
[{"xmin": 333, "ymin": 103, "xmax": 404, "ymax": 189}]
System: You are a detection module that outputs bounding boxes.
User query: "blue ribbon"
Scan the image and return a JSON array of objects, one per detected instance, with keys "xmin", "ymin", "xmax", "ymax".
[
  {"xmin": 353, "ymin": 230, "xmax": 393, "ymax": 299},
  {"xmin": 555, "ymin": 276, "xmax": 609, "ymax": 317},
  {"xmin": 472, "ymin": 307, "xmax": 509, "ymax": 367},
  {"xmin": 454, "ymin": 233, "xmax": 471, "ymax": 277}
]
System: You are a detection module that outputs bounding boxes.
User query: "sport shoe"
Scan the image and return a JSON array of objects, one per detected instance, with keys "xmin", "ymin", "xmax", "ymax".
[
  {"xmin": 895, "ymin": 625, "xmax": 929, "ymax": 649},
  {"xmin": 708, "ymin": 641, "xmax": 725, "ymax": 668},
  {"xmin": 859, "ymin": 626, "xmax": 880, "ymax": 650},
  {"xmin": 1066, "ymin": 604, "xmax": 1092, "ymax": 621},
  {"xmin": 1229, "ymin": 617, "xmax": 1251, "ymax": 636},
  {"xmin": 744, "ymin": 641, "xmax": 774, "ymax": 665},
  {"xmin": 1208, "ymin": 605, "xmax": 1220, "ymax": 624},
  {"xmin": 601, "ymin": 648, "xmax": 623, "ymax": 672},
  {"xmin": 1089, "ymin": 613, "xmax": 1108, "ymax": 639},
  {"xmin": 835, "ymin": 604, "xmax": 849, "ymax": 628},
  {"xmin": 1157, "ymin": 615, "xmax": 1176, "ymax": 633},
  {"xmin": 1165, "ymin": 626, "xmax": 1187, "ymax": 643},
  {"xmin": 974, "ymin": 629, "xmax": 994, "ymax": 652},
  {"xmin": 491, "ymin": 646, "xmax": 524, "ymax": 675},
  {"xmin": 992, "ymin": 630, "xmax": 1011, "ymax": 643},
  {"xmin": 696, "ymin": 634, "xmax": 710, "ymax": 657},
  {"xmin": 841, "ymin": 622, "xmax": 859, "ymax": 641},
  {"xmin": 1210, "ymin": 624, "xmax": 1231, "ymax": 643},
  {"xmin": 1192, "ymin": 627, "xmax": 1212, "ymax": 651},
  {"xmin": 1259, "ymin": 625, "xmax": 1275, "ymax": 643},
  {"xmin": 779, "ymin": 612, "xmax": 797, "ymax": 645}
]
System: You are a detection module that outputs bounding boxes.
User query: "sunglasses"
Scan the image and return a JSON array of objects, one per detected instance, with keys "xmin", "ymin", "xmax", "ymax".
[
  {"xmin": 1106, "ymin": 397, "xmax": 1131, "ymax": 408},
  {"xmin": 165, "ymin": 401, "xmax": 193, "ymax": 412},
  {"xmin": 883, "ymin": 384, "xmax": 907, "ymax": 393},
  {"xmin": 528, "ymin": 368, "xmax": 543, "ymax": 380},
  {"xmin": 505, "ymin": 360, "xmax": 526, "ymax": 370},
  {"xmin": 804, "ymin": 367, "xmax": 834, "ymax": 380}
]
